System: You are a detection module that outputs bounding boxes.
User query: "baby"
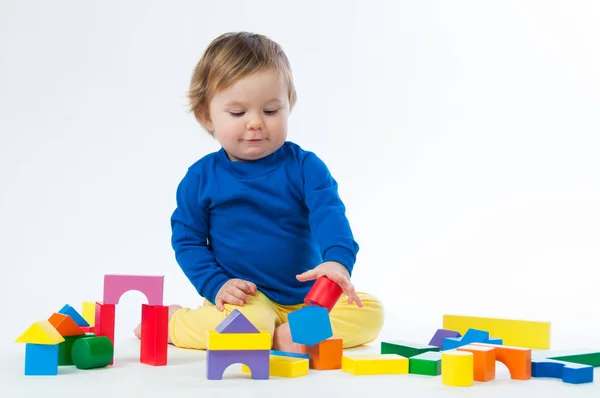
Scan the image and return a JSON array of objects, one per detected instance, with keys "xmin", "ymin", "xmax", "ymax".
[{"xmin": 135, "ymin": 31, "xmax": 384, "ymax": 352}]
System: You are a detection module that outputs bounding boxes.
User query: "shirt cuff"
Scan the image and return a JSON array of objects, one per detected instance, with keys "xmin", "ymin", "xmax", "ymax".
[{"xmin": 323, "ymin": 246, "xmax": 356, "ymax": 275}]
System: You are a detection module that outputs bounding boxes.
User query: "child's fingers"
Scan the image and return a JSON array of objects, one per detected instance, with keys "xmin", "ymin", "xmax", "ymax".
[
  {"xmin": 328, "ymin": 272, "xmax": 356, "ymax": 297},
  {"xmin": 222, "ymin": 291, "xmax": 246, "ymax": 306},
  {"xmin": 234, "ymin": 279, "xmax": 257, "ymax": 295},
  {"xmin": 296, "ymin": 269, "xmax": 320, "ymax": 282},
  {"xmin": 215, "ymin": 298, "xmax": 224, "ymax": 311},
  {"xmin": 228, "ymin": 285, "xmax": 251, "ymax": 303}
]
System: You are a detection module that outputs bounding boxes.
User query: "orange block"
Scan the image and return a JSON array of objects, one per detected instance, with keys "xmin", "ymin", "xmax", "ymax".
[
  {"xmin": 458, "ymin": 344, "xmax": 496, "ymax": 381},
  {"xmin": 48, "ymin": 313, "xmax": 85, "ymax": 337},
  {"xmin": 301, "ymin": 337, "xmax": 343, "ymax": 370},
  {"xmin": 473, "ymin": 343, "xmax": 531, "ymax": 380}
]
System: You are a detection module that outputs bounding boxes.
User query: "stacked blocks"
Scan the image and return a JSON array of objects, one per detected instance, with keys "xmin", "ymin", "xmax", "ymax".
[
  {"xmin": 48, "ymin": 312, "xmax": 87, "ymax": 366},
  {"xmin": 16, "ymin": 320, "xmax": 65, "ymax": 376},
  {"xmin": 206, "ymin": 309, "xmax": 271, "ymax": 380},
  {"xmin": 442, "ymin": 328, "xmax": 502, "ymax": 350},
  {"xmin": 243, "ymin": 354, "xmax": 309, "ymax": 378},
  {"xmin": 428, "ymin": 329, "xmax": 461, "ymax": 349}
]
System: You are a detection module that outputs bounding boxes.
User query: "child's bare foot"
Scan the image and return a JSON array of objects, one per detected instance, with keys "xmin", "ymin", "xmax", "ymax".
[
  {"xmin": 273, "ymin": 322, "xmax": 305, "ymax": 353},
  {"xmin": 133, "ymin": 304, "xmax": 182, "ymax": 344}
]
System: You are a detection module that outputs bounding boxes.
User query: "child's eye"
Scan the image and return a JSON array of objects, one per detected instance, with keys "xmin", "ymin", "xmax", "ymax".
[
  {"xmin": 229, "ymin": 111, "xmax": 245, "ymax": 117},
  {"xmin": 264, "ymin": 109, "xmax": 279, "ymax": 115}
]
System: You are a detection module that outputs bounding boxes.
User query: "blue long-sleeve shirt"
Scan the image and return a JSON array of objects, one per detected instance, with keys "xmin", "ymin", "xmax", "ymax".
[{"xmin": 170, "ymin": 141, "xmax": 359, "ymax": 305}]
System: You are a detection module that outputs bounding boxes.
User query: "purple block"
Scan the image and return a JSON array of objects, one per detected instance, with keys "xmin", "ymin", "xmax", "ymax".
[
  {"xmin": 215, "ymin": 309, "xmax": 259, "ymax": 334},
  {"xmin": 206, "ymin": 350, "xmax": 269, "ymax": 380},
  {"xmin": 428, "ymin": 328, "xmax": 461, "ymax": 349}
]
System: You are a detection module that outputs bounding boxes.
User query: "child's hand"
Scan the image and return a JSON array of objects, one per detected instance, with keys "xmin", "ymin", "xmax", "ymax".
[
  {"xmin": 215, "ymin": 278, "xmax": 257, "ymax": 311},
  {"xmin": 296, "ymin": 261, "xmax": 363, "ymax": 307}
]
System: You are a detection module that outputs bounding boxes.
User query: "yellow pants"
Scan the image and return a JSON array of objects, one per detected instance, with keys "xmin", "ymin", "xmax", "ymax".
[{"xmin": 169, "ymin": 291, "xmax": 384, "ymax": 349}]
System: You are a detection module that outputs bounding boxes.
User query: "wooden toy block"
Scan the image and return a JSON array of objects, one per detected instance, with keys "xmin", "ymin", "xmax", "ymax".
[
  {"xmin": 442, "ymin": 350, "xmax": 473, "ymax": 387},
  {"xmin": 94, "ymin": 302, "xmax": 115, "ymax": 365},
  {"xmin": 58, "ymin": 335, "xmax": 89, "ymax": 366},
  {"xmin": 71, "ymin": 336, "xmax": 114, "ymax": 370},
  {"xmin": 341, "ymin": 354, "xmax": 409, "ymax": 375},
  {"xmin": 206, "ymin": 330, "xmax": 271, "ymax": 350},
  {"xmin": 215, "ymin": 309, "xmax": 259, "ymax": 334},
  {"xmin": 80, "ymin": 326, "xmax": 94, "ymax": 333},
  {"xmin": 15, "ymin": 320, "xmax": 65, "ymax": 345},
  {"xmin": 304, "ymin": 276, "xmax": 343, "ymax": 312},
  {"xmin": 58, "ymin": 304, "xmax": 90, "ymax": 327},
  {"xmin": 207, "ymin": 349, "xmax": 269, "ymax": 380},
  {"xmin": 301, "ymin": 337, "xmax": 343, "ymax": 370},
  {"xmin": 140, "ymin": 304, "xmax": 168, "ymax": 366},
  {"xmin": 270, "ymin": 350, "xmax": 310, "ymax": 359},
  {"xmin": 442, "ymin": 328, "xmax": 503, "ymax": 350},
  {"xmin": 24, "ymin": 343, "xmax": 59, "ymax": 376},
  {"xmin": 409, "ymin": 351, "xmax": 441, "ymax": 376},
  {"xmin": 82, "ymin": 301, "xmax": 96, "ymax": 326},
  {"xmin": 288, "ymin": 305, "xmax": 332, "ymax": 346},
  {"xmin": 443, "ymin": 314, "xmax": 550, "ymax": 349},
  {"xmin": 457, "ymin": 344, "xmax": 496, "ymax": 381},
  {"xmin": 542, "ymin": 349, "xmax": 600, "ymax": 367},
  {"xmin": 381, "ymin": 340, "xmax": 439, "ymax": 358},
  {"xmin": 531, "ymin": 358, "xmax": 594, "ymax": 384},
  {"xmin": 48, "ymin": 313, "xmax": 85, "ymax": 337},
  {"xmin": 428, "ymin": 329, "xmax": 461, "ymax": 349},
  {"xmin": 472, "ymin": 343, "xmax": 531, "ymax": 380},
  {"xmin": 103, "ymin": 274, "xmax": 164, "ymax": 306},
  {"xmin": 243, "ymin": 355, "xmax": 309, "ymax": 378}
]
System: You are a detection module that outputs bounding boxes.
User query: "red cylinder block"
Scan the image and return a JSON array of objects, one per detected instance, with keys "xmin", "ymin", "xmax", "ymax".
[{"xmin": 304, "ymin": 276, "xmax": 343, "ymax": 312}]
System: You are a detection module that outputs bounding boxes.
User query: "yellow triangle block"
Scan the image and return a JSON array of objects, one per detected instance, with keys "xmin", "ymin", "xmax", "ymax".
[{"xmin": 15, "ymin": 320, "xmax": 65, "ymax": 344}]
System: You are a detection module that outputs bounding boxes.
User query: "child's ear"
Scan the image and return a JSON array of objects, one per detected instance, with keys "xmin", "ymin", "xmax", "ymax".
[{"xmin": 195, "ymin": 107, "xmax": 214, "ymax": 132}]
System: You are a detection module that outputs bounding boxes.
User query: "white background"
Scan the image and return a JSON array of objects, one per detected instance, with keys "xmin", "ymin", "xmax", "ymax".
[{"xmin": 1, "ymin": 1, "xmax": 599, "ymax": 395}]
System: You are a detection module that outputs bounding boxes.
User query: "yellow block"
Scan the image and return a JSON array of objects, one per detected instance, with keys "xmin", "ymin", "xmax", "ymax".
[
  {"xmin": 442, "ymin": 350, "xmax": 473, "ymax": 387},
  {"xmin": 82, "ymin": 301, "xmax": 96, "ymax": 326},
  {"xmin": 206, "ymin": 330, "xmax": 271, "ymax": 350},
  {"xmin": 15, "ymin": 320, "xmax": 65, "ymax": 345},
  {"xmin": 242, "ymin": 355, "xmax": 309, "ymax": 378},
  {"xmin": 341, "ymin": 354, "xmax": 408, "ymax": 375},
  {"xmin": 443, "ymin": 314, "xmax": 551, "ymax": 349}
]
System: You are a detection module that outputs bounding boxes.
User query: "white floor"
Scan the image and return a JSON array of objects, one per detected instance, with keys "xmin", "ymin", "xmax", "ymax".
[{"xmin": 1, "ymin": 337, "xmax": 599, "ymax": 398}]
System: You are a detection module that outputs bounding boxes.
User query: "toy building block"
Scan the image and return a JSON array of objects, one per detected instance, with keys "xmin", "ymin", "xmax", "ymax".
[
  {"xmin": 442, "ymin": 328, "xmax": 502, "ymax": 350},
  {"xmin": 94, "ymin": 302, "xmax": 115, "ymax": 364},
  {"xmin": 82, "ymin": 301, "xmax": 96, "ymax": 326},
  {"xmin": 441, "ymin": 350, "xmax": 473, "ymax": 387},
  {"xmin": 301, "ymin": 337, "xmax": 343, "ymax": 370},
  {"xmin": 58, "ymin": 304, "xmax": 89, "ymax": 327},
  {"xmin": 541, "ymin": 349, "xmax": 600, "ymax": 367},
  {"xmin": 409, "ymin": 351, "xmax": 441, "ymax": 376},
  {"xmin": 15, "ymin": 320, "xmax": 65, "ymax": 345},
  {"xmin": 80, "ymin": 326, "xmax": 94, "ymax": 333},
  {"xmin": 215, "ymin": 309, "xmax": 259, "ymax": 334},
  {"xmin": 342, "ymin": 354, "xmax": 409, "ymax": 375},
  {"xmin": 381, "ymin": 340, "xmax": 439, "ymax": 358},
  {"xmin": 207, "ymin": 350, "xmax": 269, "ymax": 380},
  {"xmin": 288, "ymin": 306, "xmax": 332, "ymax": 346},
  {"xmin": 443, "ymin": 314, "xmax": 550, "ymax": 349},
  {"xmin": 24, "ymin": 344, "xmax": 59, "ymax": 376},
  {"xmin": 457, "ymin": 344, "xmax": 496, "ymax": 381},
  {"xmin": 304, "ymin": 276, "xmax": 343, "ymax": 312},
  {"xmin": 58, "ymin": 335, "xmax": 91, "ymax": 366},
  {"xmin": 531, "ymin": 358, "xmax": 594, "ymax": 384},
  {"xmin": 71, "ymin": 336, "xmax": 114, "ymax": 370},
  {"xmin": 472, "ymin": 343, "xmax": 531, "ymax": 380},
  {"xmin": 48, "ymin": 313, "xmax": 85, "ymax": 337},
  {"xmin": 140, "ymin": 304, "xmax": 168, "ymax": 366},
  {"xmin": 428, "ymin": 329, "xmax": 461, "ymax": 349},
  {"xmin": 206, "ymin": 330, "xmax": 271, "ymax": 350},
  {"xmin": 270, "ymin": 350, "xmax": 310, "ymax": 359},
  {"xmin": 243, "ymin": 355, "xmax": 309, "ymax": 378},
  {"xmin": 103, "ymin": 274, "xmax": 164, "ymax": 306}
]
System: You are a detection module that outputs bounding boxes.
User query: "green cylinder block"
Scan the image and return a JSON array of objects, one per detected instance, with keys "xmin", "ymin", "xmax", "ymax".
[{"xmin": 71, "ymin": 336, "xmax": 113, "ymax": 370}]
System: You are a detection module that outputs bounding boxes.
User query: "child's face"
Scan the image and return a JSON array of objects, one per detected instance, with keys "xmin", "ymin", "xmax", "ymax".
[{"xmin": 205, "ymin": 68, "xmax": 290, "ymax": 162}]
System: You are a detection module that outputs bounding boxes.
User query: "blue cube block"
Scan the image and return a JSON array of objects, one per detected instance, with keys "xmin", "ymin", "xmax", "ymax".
[
  {"xmin": 288, "ymin": 306, "xmax": 332, "ymax": 346},
  {"xmin": 25, "ymin": 344, "xmax": 59, "ymax": 376}
]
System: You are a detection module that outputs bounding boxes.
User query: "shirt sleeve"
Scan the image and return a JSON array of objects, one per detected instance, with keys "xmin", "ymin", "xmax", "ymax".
[
  {"xmin": 170, "ymin": 169, "xmax": 229, "ymax": 304},
  {"xmin": 301, "ymin": 152, "xmax": 359, "ymax": 274}
]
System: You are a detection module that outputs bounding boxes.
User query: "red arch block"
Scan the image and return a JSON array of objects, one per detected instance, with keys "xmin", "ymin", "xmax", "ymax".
[{"xmin": 103, "ymin": 274, "xmax": 164, "ymax": 306}]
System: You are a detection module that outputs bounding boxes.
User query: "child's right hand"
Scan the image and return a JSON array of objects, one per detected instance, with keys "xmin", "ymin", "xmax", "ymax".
[{"xmin": 215, "ymin": 278, "xmax": 258, "ymax": 311}]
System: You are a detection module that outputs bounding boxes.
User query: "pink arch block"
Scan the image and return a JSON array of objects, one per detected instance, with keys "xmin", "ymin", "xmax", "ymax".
[{"xmin": 103, "ymin": 274, "xmax": 164, "ymax": 306}]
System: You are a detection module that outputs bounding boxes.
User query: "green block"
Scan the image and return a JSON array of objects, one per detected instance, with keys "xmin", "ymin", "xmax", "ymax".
[
  {"xmin": 548, "ymin": 351, "xmax": 600, "ymax": 367},
  {"xmin": 409, "ymin": 351, "xmax": 441, "ymax": 376},
  {"xmin": 381, "ymin": 340, "xmax": 439, "ymax": 358},
  {"xmin": 58, "ymin": 334, "xmax": 93, "ymax": 366},
  {"xmin": 71, "ymin": 336, "xmax": 113, "ymax": 370}
]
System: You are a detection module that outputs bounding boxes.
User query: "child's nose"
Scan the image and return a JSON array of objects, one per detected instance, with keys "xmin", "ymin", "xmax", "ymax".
[{"xmin": 246, "ymin": 115, "xmax": 264, "ymax": 130}]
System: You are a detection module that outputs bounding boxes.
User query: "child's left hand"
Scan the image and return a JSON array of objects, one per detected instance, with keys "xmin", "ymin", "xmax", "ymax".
[{"xmin": 296, "ymin": 261, "xmax": 363, "ymax": 307}]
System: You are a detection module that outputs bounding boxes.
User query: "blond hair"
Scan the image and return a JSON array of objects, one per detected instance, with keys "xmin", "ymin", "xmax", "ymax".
[{"xmin": 188, "ymin": 32, "xmax": 297, "ymax": 134}]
